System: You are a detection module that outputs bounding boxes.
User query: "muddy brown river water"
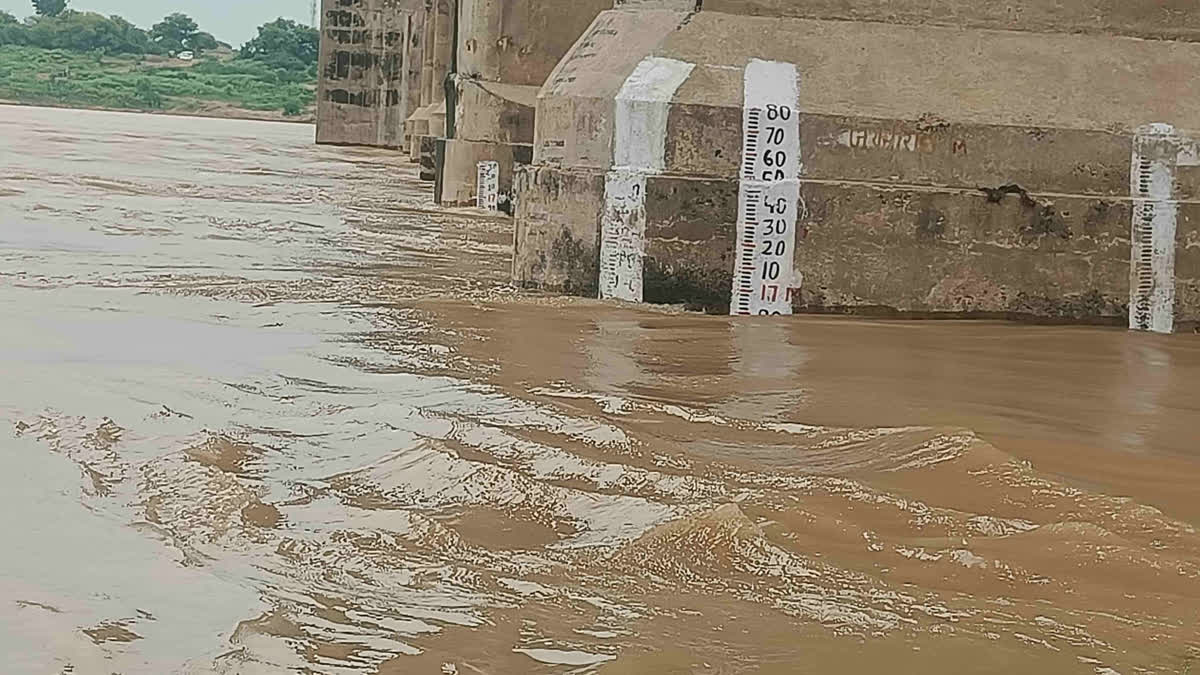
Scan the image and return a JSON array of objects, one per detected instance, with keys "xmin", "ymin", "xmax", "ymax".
[{"xmin": 1, "ymin": 105, "xmax": 1199, "ymax": 674}]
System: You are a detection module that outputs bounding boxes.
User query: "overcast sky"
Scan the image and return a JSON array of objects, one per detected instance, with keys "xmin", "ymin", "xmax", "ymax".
[{"xmin": 0, "ymin": 0, "xmax": 313, "ymax": 47}]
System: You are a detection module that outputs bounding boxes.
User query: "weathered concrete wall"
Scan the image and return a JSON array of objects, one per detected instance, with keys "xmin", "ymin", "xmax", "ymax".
[
  {"xmin": 317, "ymin": 0, "xmax": 422, "ymax": 148},
  {"xmin": 514, "ymin": 8, "xmax": 1200, "ymax": 330},
  {"xmin": 457, "ymin": 0, "xmax": 612, "ymax": 88},
  {"xmin": 703, "ymin": 0, "xmax": 1200, "ymax": 41},
  {"xmin": 795, "ymin": 183, "xmax": 1135, "ymax": 318},
  {"xmin": 623, "ymin": 0, "xmax": 1200, "ymax": 40},
  {"xmin": 513, "ymin": 167, "xmax": 606, "ymax": 294},
  {"xmin": 536, "ymin": 14, "xmax": 1200, "ymax": 169}
]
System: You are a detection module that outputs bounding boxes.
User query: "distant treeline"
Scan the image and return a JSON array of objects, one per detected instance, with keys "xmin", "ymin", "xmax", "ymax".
[
  {"xmin": 0, "ymin": 2, "xmax": 321, "ymax": 117},
  {"xmin": 0, "ymin": 2, "xmax": 318, "ymax": 71}
]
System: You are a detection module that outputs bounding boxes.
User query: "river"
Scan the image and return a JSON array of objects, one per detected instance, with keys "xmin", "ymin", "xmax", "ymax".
[{"xmin": 1, "ymin": 104, "xmax": 1198, "ymax": 674}]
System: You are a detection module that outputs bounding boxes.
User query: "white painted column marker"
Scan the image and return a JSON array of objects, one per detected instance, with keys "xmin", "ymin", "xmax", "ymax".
[
  {"xmin": 731, "ymin": 60, "xmax": 801, "ymax": 316},
  {"xmin": 599, "ymin": 57, "xmax": 695, "ymax": 303}
]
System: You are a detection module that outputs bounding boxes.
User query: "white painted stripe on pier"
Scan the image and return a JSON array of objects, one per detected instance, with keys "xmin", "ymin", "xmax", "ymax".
[
  {"xmin": 613, "ymin": 57, "xmax": 695, "ymax": 172},
  {"xmin": 731, "ymin": 59, "xmax": 802, "ymax": 316},
  {"xmin": 600, "ymin": 57, "xmax": 695, "ymax": 302},
  {"xmin": 1129, "ymin": 124, "xmax": 1182, "ymax": 334}
]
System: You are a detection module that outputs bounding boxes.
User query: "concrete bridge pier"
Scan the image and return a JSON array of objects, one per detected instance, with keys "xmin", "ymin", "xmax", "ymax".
[
  {"xmin": 405, "ymin": 0, "xmax": 455, "ymax": 176},
  {"xmin": 418, "ymin": 0, "xmax": 457, "ymax": 179},
  {"xmin": 429, "ymin": 0, "xmax": 610, "ymax": 206},
  {"xmin": 433, "ymin": 0, "xmax": 538, "ymax": 207},
  {"xmin": 428, "ymin": 0, "xmax": 456, "ymax": 141},
  {"xmin": 405, "ymin": 1, "xmax": 437, "ymax": 161},
  {"xmin": 402, "ymin": 8, "xmax": 424, "ymax": 149},
  {"xmin": 316, "ymin": 0, "xmax": 423, "ymax": 148},
  {"xmin": 512, "ymin": 2, "xmax": 1200, "ymax": 331}
]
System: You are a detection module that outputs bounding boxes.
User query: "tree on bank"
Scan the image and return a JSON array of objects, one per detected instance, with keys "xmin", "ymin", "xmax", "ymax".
[
  {"xmin": 0, "ymin": 10, "xmax": 19, "ymax": 44},
  {"xmin": 0, "ymin": 10, "xmax": 317, "ymax": 117},
  {"xmin": 32, "ymin": 0, "xmax": 68, "ymax": 18},
  {"xmin": 106, "ymin": 15, "xmax": 154, "ymax": 54},
  {"xmin": 240, "ymin": 18, "xmax": 319, "ymax": 70},
  {"xmin": 151, "ymin": 12, "xmax": 217, "ymax": 55},
  {"xmin": 4, "ymin": 11, "xmax": 156, "ymax": 55}
]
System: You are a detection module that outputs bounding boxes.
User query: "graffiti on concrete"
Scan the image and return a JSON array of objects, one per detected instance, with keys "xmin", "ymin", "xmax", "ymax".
[{"xmin": 835, "ymin": 128, "xmax": 968, "ymax": 155}]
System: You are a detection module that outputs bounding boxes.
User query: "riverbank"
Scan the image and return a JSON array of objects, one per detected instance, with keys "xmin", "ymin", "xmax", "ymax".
[
  {"xmin": 0, "ymin": 98, "xmax": 314, "ymax": 124},
  {"xmin": 0, "ymin": 45, "xmax": 315, "ymax": 122}
]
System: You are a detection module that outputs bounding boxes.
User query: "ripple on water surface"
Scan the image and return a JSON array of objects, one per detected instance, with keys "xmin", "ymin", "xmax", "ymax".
[{"xmin": 2, "ymin": 106, "xmax": 1200, "ymax": 674}]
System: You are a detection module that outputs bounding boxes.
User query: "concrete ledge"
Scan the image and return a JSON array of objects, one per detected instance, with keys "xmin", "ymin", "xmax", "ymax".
[
  {"xmin": 453, "ymin": 79, "xmax": 537, "ymax": 145},
  {"xmin": 536, "ymin": 11, "xmax": 1200, "ymax": 172}
]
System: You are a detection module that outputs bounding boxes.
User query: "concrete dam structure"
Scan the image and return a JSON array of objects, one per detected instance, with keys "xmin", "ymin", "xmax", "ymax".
[
  {"xmin": 316, "ymin": 0, "xmax": 425, "ymax": 148},
  {"xmin": 319, "ymin": 0, "xmax": 610, "ymax": 192},
  {"xmin": 318, "ymin": 0, "xmax": 1200, "ymax": 333}
]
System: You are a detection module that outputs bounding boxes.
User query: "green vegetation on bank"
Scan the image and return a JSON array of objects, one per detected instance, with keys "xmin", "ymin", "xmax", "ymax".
[
  {"xmin": 0, "ymin": 45, "xmax": 315, "ymax": 116},
  {"xmin": 0, "ymin": 4, "xmax": 319, "ymax": 118}
]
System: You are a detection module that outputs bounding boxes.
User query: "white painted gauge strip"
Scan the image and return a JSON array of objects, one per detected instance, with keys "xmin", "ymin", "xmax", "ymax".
[
  {"xmin": 732, "ymin": 59, "xmax": 801, "ymax": 316},
  {"xmin": 599, "ymin": 170, "xmax": 648, "ymax": 302},
  {"xmin": 599, "ymin": 57, "xmax": 695, "ymax": 302},
  {"xmin": 1129, "ymin": 124, "xmax": 1180, "ymax": 334},
  {"xmin": 476, "ymin": 160, "xmax": 499, "ymax": 211}
]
